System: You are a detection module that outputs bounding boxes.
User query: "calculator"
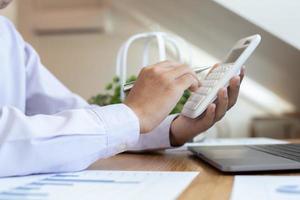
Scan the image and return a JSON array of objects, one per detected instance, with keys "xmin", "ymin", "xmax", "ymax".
[{"xmin": 181, "ymin": 34, "xmax": 261, "ymax": 118}]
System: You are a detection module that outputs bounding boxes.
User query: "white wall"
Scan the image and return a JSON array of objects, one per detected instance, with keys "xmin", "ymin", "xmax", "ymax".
[
  {"xmin": 214, "ymin": 0, "xmax": 300, "ymax": 50},
  {"xmin": 36, "ymin": 8, "xmax": 154, "ymax": 100}
]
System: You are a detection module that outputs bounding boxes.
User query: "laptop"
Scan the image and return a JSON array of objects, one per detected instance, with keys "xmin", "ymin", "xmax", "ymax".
[{"xmin": 189, "ymin": 143, "xmax": 300, "ymax": 172}]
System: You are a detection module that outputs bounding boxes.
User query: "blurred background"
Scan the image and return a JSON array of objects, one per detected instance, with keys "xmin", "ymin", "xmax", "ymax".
[{"xmin": 1, "ymin": 0, "xmax": 299, "ymax": 140}]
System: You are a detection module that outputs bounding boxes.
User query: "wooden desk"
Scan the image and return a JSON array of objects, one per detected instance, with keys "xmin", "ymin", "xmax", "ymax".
[{"xmin": 89, "ymin": 141, "xmax": 300, "ymax": 200}]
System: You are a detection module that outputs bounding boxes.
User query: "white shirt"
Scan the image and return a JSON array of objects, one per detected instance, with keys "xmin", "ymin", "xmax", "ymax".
[{"xmin": 0, "ymin": 16, "xmax": 176, "ymax": 177}]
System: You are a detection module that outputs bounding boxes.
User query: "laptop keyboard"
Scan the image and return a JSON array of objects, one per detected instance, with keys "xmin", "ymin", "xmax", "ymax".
[{"xmin": 248, "ymin": 144, "xmax": 300, "ymax": 162}]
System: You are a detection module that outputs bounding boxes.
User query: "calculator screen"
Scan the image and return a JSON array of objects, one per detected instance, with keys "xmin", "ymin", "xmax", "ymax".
[{"xmin": 225, "ymin": 47, "xmax": 247, "ymax": 63}]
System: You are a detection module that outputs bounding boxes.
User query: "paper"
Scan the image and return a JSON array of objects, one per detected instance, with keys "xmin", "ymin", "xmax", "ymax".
[
  {"xmin": 0, "ymin": 170, "xmax": 199, "ymax": 200},
  {"xmin": 186, "ymin": 137, "xmax": 288, "ymax": 147},
  {"xmin": 231, "ymin": 176, "xmax": 300, "ymax": 200}
]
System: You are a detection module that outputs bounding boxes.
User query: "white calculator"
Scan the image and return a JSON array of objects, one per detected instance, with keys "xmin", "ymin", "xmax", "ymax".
[{"xmin": 181, "ymin": 34, "xmax": 261, "ymax": 118}]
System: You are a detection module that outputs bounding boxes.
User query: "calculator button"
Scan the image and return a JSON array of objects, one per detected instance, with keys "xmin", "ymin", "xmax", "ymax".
[
  {"xmin": 221, "ymin": 65, "xmax": 227, "ymax": 70},
  {"xmin": 206, "ymin": 75, "xmax": 213, "ymax": 80},
  {"xmin": 203, "ymin": 80, "xmax": 217, "ymax": 87},
  {"xmin": 197, "ymin": 87, "xmax": 211, "ymax": 95},
  {"xmin": 190, "ymin": 94, "xmax": 205, "ymax": 103},
  {"xmin": 211, "ymin": 74, "xmax": 219, "ymax": 80},
  {"xmin": 225, "ymin": 64, "xmax": 232, "ymax": 70},
  {"xmin": 215, "ymin": 72, "xmax": 222, "ymax": 78},
  {"xmin": 202, "ymin": 81, "xmax": 209, "ymax": 87},
  {"xmin": 184, "ymin": 101, "xmax": 198, "ymax": 110}
]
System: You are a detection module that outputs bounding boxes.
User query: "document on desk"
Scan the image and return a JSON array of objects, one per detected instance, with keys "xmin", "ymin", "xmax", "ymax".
[
  {"xmin": 0, "ymin": 170, "xmax": 199, "ymax": 200},
  {"xmin": 231, "ymin": 176, "xmax": 300, "ymax": 200}
]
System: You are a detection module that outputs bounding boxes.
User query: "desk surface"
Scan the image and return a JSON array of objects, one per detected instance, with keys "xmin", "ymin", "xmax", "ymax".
[{"xmin": 89, "ymin": 141, "xmax": 300, "ymax": 200}]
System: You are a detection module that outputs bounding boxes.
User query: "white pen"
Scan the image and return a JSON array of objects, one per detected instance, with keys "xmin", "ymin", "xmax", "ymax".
[{"xmin": 123, "ymin": 66, "xmax": 212, "ymax": 92}]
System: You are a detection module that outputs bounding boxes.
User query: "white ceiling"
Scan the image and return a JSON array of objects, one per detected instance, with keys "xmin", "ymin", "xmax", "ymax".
[{"xmin": 214, "ymin": 0, "xmax": 300, "ymax": 50}]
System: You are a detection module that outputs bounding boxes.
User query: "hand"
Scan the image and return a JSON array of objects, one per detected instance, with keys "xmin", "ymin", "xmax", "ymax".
[
  {"xmin": 170, "ymin": 65, "xmax": 245, "ymax": 146},
  {"xmin": 125, "ymin": 61, "xmax": 200, "ymax": 133}
]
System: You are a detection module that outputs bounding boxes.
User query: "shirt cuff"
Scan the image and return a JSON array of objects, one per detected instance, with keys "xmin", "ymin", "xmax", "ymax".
[
  {"xmin": 90, "ymin": 104, "xmax": 140, "ymax": 156},
  {"xmin": 128, "ymin": 114, "xmax": 178, "ymax": 151}
]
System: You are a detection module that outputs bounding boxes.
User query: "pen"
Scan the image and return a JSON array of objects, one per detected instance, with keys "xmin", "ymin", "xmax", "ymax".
[{"xmin": 123, "ymin": 66, "xmax": 212, "ymax": 92}]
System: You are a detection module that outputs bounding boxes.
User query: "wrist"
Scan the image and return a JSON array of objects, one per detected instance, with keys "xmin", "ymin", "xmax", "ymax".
[
  {"xmin": 170, "ymin": 115, "xmax": 198, "ymax": 147},
  {"xmin": 124, "ymin": 102, "xmax": 149, "ymax": 133},
  {"xmin": 169, "ymin": 115, "xmax": 185, "ymax": 147},
  {"xmin": 169, "ymin": 131, "xmax": 183, "ymax": 147}
]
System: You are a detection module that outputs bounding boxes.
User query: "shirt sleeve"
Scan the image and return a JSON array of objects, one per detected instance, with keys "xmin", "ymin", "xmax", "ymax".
[
  {"xmin": 128, "ymin": 114, "xmax": 178, "ymax": 151},
  {"xmin": 0, "ymin": 104, "xmax": 140, "ymax": 177},
  {"xmin": 0, "ymin": 19, "xmax": 140, "ymax": 177}
]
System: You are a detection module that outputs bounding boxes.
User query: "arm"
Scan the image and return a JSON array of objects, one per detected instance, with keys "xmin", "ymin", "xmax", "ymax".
[
  {"xmin": 0, "ymin": 104, "xmax": 140, "ymax": 177},
  {"xmin": 0, "ymin": 20, "xmax": 142, "ymax": 177},
  {"xmin": 0, "ymin": 19, "xmax": 195, "ymax": 177}
]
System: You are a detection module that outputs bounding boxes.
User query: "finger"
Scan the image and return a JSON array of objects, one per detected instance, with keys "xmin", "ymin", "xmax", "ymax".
[
  {"xmin": 168, "ymin": 64, "xmax": 194, "ymax": 78},
  {"xmin": 175, "ymin": 73, "xmax": 200, "ymax": 92},
  {"xmin": 215, "ymin": 88, "xmax": 228, "ymax": 121},
  {"xmin": 169, "ymin": 65, "xmax": 201, "ymax": 86},
  {"xmin": 151, "ymin": 60, "xmax": 181, "ymax": 70},
  {"xmin": 150, "ymin": 61, "xmax": 201, "ymax": 87},
  {"xmin": 194, "ymin": 104, "xmax": 216, "ymax": 132},
  {"xmin": 144, "ymin": 61, "xmax": 180, "ymax": 75},
  {"xmin": 207, "ymin": 63, "xmax": 220, "ymax": 74},
  {"xmin": 212, "ymin": 63, "xmax": 220, "ymax": 70},
  {"xmin": 228, "ymin": 76, "xmax": 241, "ymax": 109}
]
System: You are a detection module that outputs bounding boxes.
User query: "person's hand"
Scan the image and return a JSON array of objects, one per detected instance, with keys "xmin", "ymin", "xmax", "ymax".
[
  {"xmin": 169, "ymin": 65, "xmax": 245, "ymax": 146},
  {"xmin": 125, "ymin": 61, "xmax": 200, "ymax": 133}
]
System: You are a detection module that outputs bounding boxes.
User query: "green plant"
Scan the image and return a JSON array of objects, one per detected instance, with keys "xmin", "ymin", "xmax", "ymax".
[{"xmin": 88, "ymin": 76, "xmax": 190, "ymax": 114}]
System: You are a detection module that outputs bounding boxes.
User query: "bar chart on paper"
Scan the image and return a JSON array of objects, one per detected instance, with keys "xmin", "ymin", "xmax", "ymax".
[
  {"xmin": 0, "ymin": 170, "xmax": 199, "ymax": 200},
  {"xmin": 231, "ymin": 176, "xmax": 300, "ymax": 200}
]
